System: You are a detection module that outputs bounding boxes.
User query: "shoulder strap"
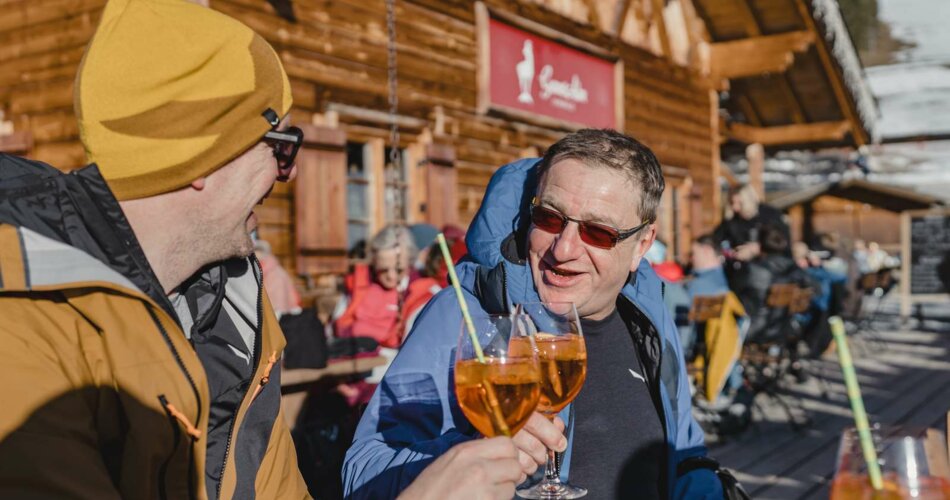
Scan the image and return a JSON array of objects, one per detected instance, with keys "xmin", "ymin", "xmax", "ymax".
[{"xmin": 677, "ymin": 456, "xmax": 751, "ymax": 500}]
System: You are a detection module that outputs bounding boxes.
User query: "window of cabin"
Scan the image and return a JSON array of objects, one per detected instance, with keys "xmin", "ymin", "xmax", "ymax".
[{"xmin": 346, "ymin": 142, "xmax": 372, "ymax": 255}]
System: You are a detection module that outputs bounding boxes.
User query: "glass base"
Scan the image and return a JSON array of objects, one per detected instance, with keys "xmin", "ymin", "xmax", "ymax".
[{"xmin": 516, "ymin": 482, "xmax": 587, "ymax": 499}]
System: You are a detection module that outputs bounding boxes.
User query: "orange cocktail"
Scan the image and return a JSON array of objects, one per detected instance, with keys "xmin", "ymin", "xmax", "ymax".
[
  {"xmin": 830, "ymin": 472, "xmax": 950, "ymax": 500},
  {"xmin": 455, "ymin": 357, "xmax": 541, "ymax": 437},
  {"xmin": 534, "ymin": 333, "xmax": 587, "ymax": 417}
]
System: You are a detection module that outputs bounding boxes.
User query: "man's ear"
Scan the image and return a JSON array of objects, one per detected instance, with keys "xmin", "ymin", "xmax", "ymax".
[
  {"xmin": 190, "ymin": 177, "xmax": 206, "ymax": 190},
  {"xmin": 629, "ymin": 224, "xmax": 658, "ymax": 273}
]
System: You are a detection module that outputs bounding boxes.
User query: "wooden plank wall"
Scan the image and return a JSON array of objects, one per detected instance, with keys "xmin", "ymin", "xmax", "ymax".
[{"xmin": 0, "ymin": 0, "xmax": 717, "ymax": 270}]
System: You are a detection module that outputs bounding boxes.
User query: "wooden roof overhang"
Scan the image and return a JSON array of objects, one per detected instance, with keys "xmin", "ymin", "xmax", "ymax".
[
  {"xmin": 768, "ymin": 179, "xmax": 939, "ymax": 213},
  {"xmin": 691, "ymin": 0, "xmax": 878, "ymax": 153}
]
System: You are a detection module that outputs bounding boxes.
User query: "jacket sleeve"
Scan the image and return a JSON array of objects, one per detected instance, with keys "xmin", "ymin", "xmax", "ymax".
[
  {"xmin": 342, "ymin": 291, "xmax": 475, "ymax": 499},
  {"xmin": 0, "ymin": 297, "xmax": 121, "ymax": 499},
  {"xmin": 658, "ymin": 292, "xmax": 725, "ymax": 499}
]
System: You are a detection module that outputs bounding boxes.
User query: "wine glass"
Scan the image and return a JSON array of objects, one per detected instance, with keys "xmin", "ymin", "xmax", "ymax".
[
  {"xmin": 454, "ymin": 312, "xmax": 541, "ymax": 438},
  {"xmin": 514, "ymin": 302, "xmax": 588, "ymax": 500},
  {"xmin": 831, "ymin": 425, "xmax": 950, "ymax": 499}
]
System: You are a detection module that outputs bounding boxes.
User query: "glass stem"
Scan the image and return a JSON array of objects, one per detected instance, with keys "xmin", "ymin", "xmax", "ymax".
[{"xmin": 544, "ymin": 447, "xmax": 561, "ymax": 485}]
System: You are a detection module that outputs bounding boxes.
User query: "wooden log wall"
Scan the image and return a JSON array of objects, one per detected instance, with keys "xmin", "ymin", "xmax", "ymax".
[{"xmin": 0, "ymin": 0, "xmax": 719, "ymax": 273}]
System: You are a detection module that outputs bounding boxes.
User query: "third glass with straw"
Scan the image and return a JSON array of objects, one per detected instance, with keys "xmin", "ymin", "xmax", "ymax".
[
  {"xmin": 515, "ymin": 302, "xmax": 588, "ymax": 500},
  {"xmin": 438, "ymin": 233, "xmax": 542, "ymax": 439}
]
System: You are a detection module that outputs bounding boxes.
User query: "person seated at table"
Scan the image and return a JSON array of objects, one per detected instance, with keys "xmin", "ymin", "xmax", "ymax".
[
  {"xmin": 677, "ymin": 234, "xmax": 734, "ymax": 356},
  {"xmin": 331, "ymin": 224, "xmax": 441, "ymax": 348},
  {"xmin": 731, "ymin": 224, "xmax": 812, "ymax": 344},
  {"xmin": 343, "ymin": 129, "xmax": 725, "ymax": 499},
  {"xmin": 714, "ymin": 183, "xmax": 790, "ymax": 262},
  {"xmin": 792, "ymin": 241, "xmax": 847, "ymax": 357}
]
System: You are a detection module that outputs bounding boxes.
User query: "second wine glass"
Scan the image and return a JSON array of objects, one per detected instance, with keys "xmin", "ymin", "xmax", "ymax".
[{"xmin": 514, "ymin": 302, "xmax": 588, "ymax": 500}]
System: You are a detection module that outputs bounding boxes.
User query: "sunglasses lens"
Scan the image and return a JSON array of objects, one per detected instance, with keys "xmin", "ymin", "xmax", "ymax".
[
  {"xmin": 531, "ymin": 206, "xmax": 565, "ymax": 233},
  {"xmin": 578, "ymin": 223, "xmax": 618, "ymax": 249}
]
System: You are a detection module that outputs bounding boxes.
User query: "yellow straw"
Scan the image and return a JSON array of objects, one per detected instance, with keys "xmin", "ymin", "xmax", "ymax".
[
  {"xmin": 830, "ymin": 316, "xmax": 883, "ymax": 490},
  {"xmin": 437, "ymin": 233, "xmax": 485, "ymax": 363},
  {"xmin": 437, "ymin": 233, "xmax": 511, "ymax": 436}
]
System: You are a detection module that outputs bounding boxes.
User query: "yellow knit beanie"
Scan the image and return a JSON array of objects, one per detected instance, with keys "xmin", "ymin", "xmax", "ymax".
[{"xmin": 75, "ymin": 0, "xmax": 293, "ymax": 200}]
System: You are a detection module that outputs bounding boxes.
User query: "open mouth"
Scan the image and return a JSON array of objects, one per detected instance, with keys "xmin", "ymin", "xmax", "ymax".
[{"xmin": 540, "ymin": 259, "xmax": 584, "ymax": 286}]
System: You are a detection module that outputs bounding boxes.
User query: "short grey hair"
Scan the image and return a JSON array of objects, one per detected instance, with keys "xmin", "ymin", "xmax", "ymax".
[
  {"xmin": 369, "ymin": 224, "xmax": 418, "ymax": 262},
  {"xmin": 537, "ymin": 128, "xmax": 665, "ymax": 224}
]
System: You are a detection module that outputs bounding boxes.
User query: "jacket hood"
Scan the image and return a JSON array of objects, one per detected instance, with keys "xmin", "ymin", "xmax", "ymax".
[
  {"xmin": 0, "ymin": 154, "xmax": 169, "ymax": 306},
  {"xmin": 461, "ymin": 156, "xmax": 668, "ymax": 323}
]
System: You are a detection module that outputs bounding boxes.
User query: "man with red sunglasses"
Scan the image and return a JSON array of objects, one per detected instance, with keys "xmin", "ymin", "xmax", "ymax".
[{"xmin": 345, "ymin": 129, "xmax": 732, "ymax": 499}]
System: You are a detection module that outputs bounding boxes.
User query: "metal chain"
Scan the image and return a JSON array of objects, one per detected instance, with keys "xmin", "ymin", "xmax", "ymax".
[
  {"xmin": 386, "ymin": 0, "xmax": 401, "ymax": 175},
  {"xmin": 385, "ymin": 0, "xmax": 408, "ymax": 332}
]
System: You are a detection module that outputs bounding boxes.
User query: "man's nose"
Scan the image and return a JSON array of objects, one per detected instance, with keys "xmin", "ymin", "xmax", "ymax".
[{"xmin": 550, "ymin": 221, "xmax": 584, "ymax": 261}]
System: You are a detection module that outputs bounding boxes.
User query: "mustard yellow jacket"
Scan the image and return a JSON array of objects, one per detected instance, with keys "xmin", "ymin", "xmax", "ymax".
[{"xmin": 0, "ymin": 156, "xmax": 309, "ymax": 499}]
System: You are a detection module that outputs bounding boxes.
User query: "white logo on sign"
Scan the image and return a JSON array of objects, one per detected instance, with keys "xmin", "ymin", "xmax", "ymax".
[
  {"xmin": 513, "ymin": 39, "xmax": 589, "ymax": 112},
  {"xmin": 516, "ymin": 40, "xmax": 535, "ymax": 104}
]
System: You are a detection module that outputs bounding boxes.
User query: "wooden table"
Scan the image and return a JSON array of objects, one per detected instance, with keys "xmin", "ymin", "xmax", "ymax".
[{"xmin": 280, "ymin": 356, "xmax": 387, "ymax": 428}]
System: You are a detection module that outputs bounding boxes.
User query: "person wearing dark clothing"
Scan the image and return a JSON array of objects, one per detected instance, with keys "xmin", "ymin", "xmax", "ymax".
[
  {"xmin": 714, "ymin": 184, "xmax": 790, "ymax": 261},
  {"xmin": 571, "ymin": 301, "xmax": 666, "ymax": 499}
]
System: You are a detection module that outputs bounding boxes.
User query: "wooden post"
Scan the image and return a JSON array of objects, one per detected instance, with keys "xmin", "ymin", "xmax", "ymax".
[
  {"xmin": 746, "ymin": 142, "xmax": 764, "ymax": 200},
  {"xmin": 900, "ymin": 210, "xmax": 914, "ymax": 321},
  {"xmin": 709, "ymin": 89, "xmax": 722, "ymax": 229}
]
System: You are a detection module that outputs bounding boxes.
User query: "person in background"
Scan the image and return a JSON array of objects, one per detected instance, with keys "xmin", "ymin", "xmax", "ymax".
[
  {"xmin": 714, "ymin": 184, "xmax": 790, "ymax": 262},
  {"xmin": 414, "ymin": 223, "xmax": 469, "ymax": 287},
  {"xmin": 792, "ymin": 241, "xmax": 847, "ymax": 357},
  {"xmin": 668, "ymin": 235, "xmax": 734, "ymax": 361},
  {"xmin": 686, "ymin": 235, "xmax": 731, "ymax": 299},
  {"xmin": 332, "ymin": 224, "xmax": 440, "ymax": 348},
  {"xmin": 732, "ymin": 225, "xmax": 812, "ymax": 343},
  {"xmin": 645, "ymin": 238, "xmax": 686, "ymax": 282},
  {"xmin": 866, "ymin": 241, "xmax": 890, "ymax": 272},
  {"xmin": 408, "ymin": 223, "xmax": 439, "ymax": 280},
  {"xmin": 255, "ymin": 238, "xmax": 302, "ymax": 317},
  {"xmin": 852, "ymin": 239, "xmax": 871, "ymax": 273}
]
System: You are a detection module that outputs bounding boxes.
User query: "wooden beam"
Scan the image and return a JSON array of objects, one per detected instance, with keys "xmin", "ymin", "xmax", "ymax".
[
  {"xmin": 734, "ymin": 0, "xmax": 762, "ymax": 36},
  {"xmin": 734, "ymin": 86, "xmax": 762, "ymax": 127},
  {"xmin": 709, "ymin": 30, "xmax": 814, "ymax": 79},
  {"xmin": 778, "ymin": 74, "xmax": 807, "ymax": 123},
  {"xmin": 726, "ymin": 120, "xmax": 851, "ymax": 146},
  {"xmin": 580, "ymin": 0, "xmax": 602, "ymax": 30},
  {"xmin": 612, "ymin": 0, "xmax": 633, "ymax": 36},
  {"xmin": 650, "ymin": 0, "xmax": 672, "ymax": 59},
  {"xmin": 793, "ymin": 0, "xmax": 868, "ymax": 146}
]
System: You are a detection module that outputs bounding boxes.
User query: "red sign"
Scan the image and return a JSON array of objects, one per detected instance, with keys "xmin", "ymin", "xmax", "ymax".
[{"xmin": 487, "ymin": 18, "xmax": 618, "ymax": 128}]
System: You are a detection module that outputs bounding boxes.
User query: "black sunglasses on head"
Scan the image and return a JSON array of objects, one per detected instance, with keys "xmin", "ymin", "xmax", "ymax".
[
  {"xmin": 530, "ymin": 197, "xmax": 653, "ymax": 249},
  {"xmin": 263, "ymin": 126, "xmax": 303, "ymax": 178}
]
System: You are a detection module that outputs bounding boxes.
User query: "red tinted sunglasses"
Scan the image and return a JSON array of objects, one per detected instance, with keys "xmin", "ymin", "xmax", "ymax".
[{"xmin": 529, "ymin": 197, "xmax": 653, "ymax": 249}]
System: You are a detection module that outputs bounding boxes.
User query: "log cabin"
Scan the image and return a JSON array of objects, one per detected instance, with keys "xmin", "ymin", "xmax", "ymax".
[{"xmin": 0, "ymin": 0, "xmax": 875, "ymax": 311}]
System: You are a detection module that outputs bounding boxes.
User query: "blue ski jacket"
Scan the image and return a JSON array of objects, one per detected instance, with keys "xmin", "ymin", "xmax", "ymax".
[{"xmin": 342, "ymin": 158, "xmax": 722, "ymax": 499}]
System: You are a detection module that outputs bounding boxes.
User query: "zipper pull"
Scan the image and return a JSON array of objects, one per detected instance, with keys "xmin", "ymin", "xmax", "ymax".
[
  {"xmin": 250, "ymin": 351, "xmax": 279, "ymax": 401},
  {"xmin": 159, "ymin": 395, "xmax": 202, "ymax": 440}
]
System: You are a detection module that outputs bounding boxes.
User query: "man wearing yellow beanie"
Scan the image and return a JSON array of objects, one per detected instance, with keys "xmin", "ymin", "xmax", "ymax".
[
  {"xmin": 0, "ymin": 0, "xmax": 531, "ymax": 498},
  {"xmin": 0, "ymin": 0, "xmax": 309, "ymax": 498}
]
